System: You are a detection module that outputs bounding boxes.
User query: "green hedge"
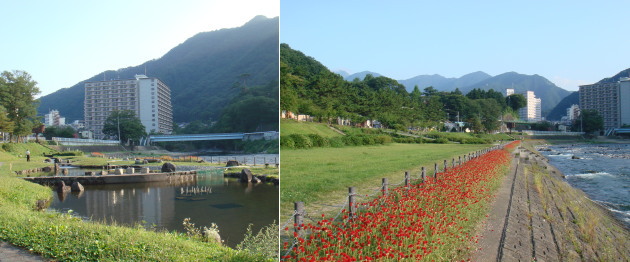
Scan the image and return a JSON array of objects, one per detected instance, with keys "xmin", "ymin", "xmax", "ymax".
[{"xmin": 281, "ymin": 134, "xmax": 393, "ymax": 149}]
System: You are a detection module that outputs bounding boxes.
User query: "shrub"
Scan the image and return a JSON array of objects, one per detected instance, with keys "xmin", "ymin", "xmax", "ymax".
[
  {"xmin": 329, "ymin": 137, "xmax": 345, "ymax": 147},
  {"xmin": 55, "ymin": 151, "xmax": 84, "ymax": 156},
  {"xmin": 342, "ymin": 135, "xmax": 363, "ymax": 146},
  {"xmin": 237, "ymin": 222, "xmax": 279, "ymax": 260},
  {"xmin": 289, "ymin": 134, "xmax": 313, "ymax": 149},
  {"xmin": 280, "ymin": 136, "xmax": 295, "ymax": 149},
  {"xmin": 374, "ymin": 135, "xmax": 393, "ymax": 145},
  {"xmin": 434, "ymin": 138, "xmax": 449, "ymax": 144},
  {"xmin": 308, "ymin": 134, "xmax": 330, "ymax": 148}
]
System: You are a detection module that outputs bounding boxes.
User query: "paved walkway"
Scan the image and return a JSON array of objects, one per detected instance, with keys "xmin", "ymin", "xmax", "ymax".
[{"xmin": 0, "ymin": 241, "xmax": 45, "ymax": 262}]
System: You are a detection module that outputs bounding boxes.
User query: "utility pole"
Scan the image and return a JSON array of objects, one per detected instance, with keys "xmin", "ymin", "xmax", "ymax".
[{"xmin": 117, "ymin": 113, "xmax": 121, "ymax": 144}]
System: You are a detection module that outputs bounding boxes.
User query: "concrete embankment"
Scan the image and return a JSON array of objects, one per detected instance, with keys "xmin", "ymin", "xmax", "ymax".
[{"xmin": 473, "ymin": 145, "xmax": 630, "ymax": 261}]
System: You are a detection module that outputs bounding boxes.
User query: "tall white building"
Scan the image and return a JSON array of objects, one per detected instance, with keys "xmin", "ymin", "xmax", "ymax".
[
  {"xmin": 44, "ymin": 109, "xmax": 66, "ymax": 126},
  {"xmin": 84, "ymin": 75, "xmax": 173, "ymax": 139},
  {"xmin": 567, "ymin": 104, "xmax": 580, "ymax": 122},
  {"xmin": 505, "ymin": 89, "xmax": 542, "ymax": 122}
]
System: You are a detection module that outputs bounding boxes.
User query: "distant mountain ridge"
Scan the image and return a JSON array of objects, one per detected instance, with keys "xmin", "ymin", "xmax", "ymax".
[
  {"xmin": 398, "ymin": 71, "xmax": 492, "ymax": 92},
  {"xmin": 340, "ymin": 69, "xmax": 570, "ymax": 115},
  {"xmin": 38, "ymin": 16, "xmax": 279, "ymax": 123}
]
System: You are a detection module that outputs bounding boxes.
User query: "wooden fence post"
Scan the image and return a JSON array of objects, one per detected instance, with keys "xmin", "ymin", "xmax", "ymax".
[
  {"xmin": 404, "ymin": 171, "xmax": 410, "ymax": 187},
  {"xmin": 459, "ymin": 156, "xmax": 462, "ymax": 165},
  {"xmin": 348, "ymin": 187, "xmax": 356, "ymax": 219},
  {"xmin": 452, "ymin": 158, "xmax": 455, "ymax": 168},
  {"xmin": 421, "ymin": 167, "xmax": 426, "ymax": 182},
  {"xmin": 434, "ymin": 163, "xmax": 438, "ymax": 178},
  {"xmin": 443, "ymin": 159, "xmax": 448, "ymax": 172},
  {"xmin": 294, "ymin": 202, "xmax": 304, "ymax": 236},
  {"xmin": 382, "ymin": 178, "xmax": 388, "ymax": 196}
]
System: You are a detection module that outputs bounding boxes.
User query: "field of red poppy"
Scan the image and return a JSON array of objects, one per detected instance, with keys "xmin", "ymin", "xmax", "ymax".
[{"xmin": 282, "ymin": 141, "xmax": 519, "ymax": 261}]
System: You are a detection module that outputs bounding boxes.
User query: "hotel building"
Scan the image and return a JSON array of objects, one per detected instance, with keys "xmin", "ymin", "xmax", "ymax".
[
  {"xmin": 84, "ymin": 75, "xmax": 173, "ymax": 139},
  {"xmin": 506, "ymin": 89, "xmax": 542, "ymax": 122},
  {"xmin": 579, "ymin": 77, "xmax": 630, "ymax": 130}
]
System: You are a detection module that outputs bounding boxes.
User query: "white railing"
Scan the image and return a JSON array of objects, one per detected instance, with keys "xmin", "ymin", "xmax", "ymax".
[
  {"xmin": 52, "ymin": 137, "xmax": 120, "ymax": 145},
  {"xmin": 522, "ymin": 130, "xmax": 585, "ymax": 136}
]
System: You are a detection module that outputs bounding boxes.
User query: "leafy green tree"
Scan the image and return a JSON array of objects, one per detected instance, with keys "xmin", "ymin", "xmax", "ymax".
[
  {"xmin": 423, "ymin": 86, "xmax": 439, "ymax": 97},
  {"xmin": 102, "ymin": 110, "xmax": 146, "ymax": 143},
  {"xmin": 506, "ymin": 94, "xmax": 527, "ymax": 111},
  {"xmin": 573, "ymin": 109, "xmax": 603, "ymax": 134},
  {"xmin": 43, "ymin": 125, "xmax": 76, "ymax": 140},
  {"xmin": 0, "ymin": 105, "xmax": 15, "ymax": 135},
  {"xmin": 0, "ymin": 70, "xmax": 40, "ymax": 141}
]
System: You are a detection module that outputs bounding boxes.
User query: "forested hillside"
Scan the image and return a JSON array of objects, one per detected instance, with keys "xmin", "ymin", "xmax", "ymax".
[
  {"xmin": 38, "ymin": 16, "xmax": 279, "ymax": 126},
  {"xmin": 280, "ymin": 44, "xmax": 523, "ymax": 132}
]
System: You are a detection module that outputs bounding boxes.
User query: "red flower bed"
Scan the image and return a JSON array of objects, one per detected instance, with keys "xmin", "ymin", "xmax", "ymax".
[{"xmin": 283, "ymin": 141, "xmax": 519, "ymax": 261}]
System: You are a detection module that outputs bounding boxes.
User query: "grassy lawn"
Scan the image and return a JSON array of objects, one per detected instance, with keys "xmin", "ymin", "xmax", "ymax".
[
  {"xmin": 280, "ymin": 143, "xmax": 489, "ymax": 218},
  {"xmin": 280, "ymin": 119, "xmax": 342, "ymax": 137},
  {"xmin": 0, "ymin": 142, "xmax": 275, "ymax": 261}
]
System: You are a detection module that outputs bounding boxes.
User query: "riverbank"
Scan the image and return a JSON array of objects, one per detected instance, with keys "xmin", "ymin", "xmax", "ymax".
[
  {"xmin": 0, "ymin": 142, "xmax": 274, "ymax": 261},
  {"xmin": 473, "ymin": 142, "xmax": 630, "ymax": 261}
]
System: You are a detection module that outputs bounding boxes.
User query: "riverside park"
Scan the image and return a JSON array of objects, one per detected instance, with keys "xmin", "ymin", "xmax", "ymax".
[
  {"xmin": 0, "ymin": 141, "xmax": 279, "ymax": 261},
  {"xmin": 279, "ymin": 119, "xmax": 630, "ymax": 261}
]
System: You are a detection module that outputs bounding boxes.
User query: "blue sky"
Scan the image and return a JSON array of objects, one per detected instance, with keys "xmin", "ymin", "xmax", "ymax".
[
  {"xmin": 0, "ymin": 0, "xmax": 278, "ymax": 97},
  {"xmin": 281, "ymin": 1, "xmax": 629, "ymax": 91}
]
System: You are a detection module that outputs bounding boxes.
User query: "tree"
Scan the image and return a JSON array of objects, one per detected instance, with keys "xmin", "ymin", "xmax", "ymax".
[
  {"xmin": 102, "ymin": 110, "xmax": 146, "ymax": 143},
  {"xmin": 0, "ymin": 70, "xmax": 40, "ymax": 141},
  {"xmin": 506, "ymin": 94, "xmax": 527, "ymax": 111},
  {"xmin": 574, "ymin": 109, "xmax": 603, "ymax": 134},
  {"xmin": 43, "ymin": 125, "xmax": 76, "ymax": 140}
]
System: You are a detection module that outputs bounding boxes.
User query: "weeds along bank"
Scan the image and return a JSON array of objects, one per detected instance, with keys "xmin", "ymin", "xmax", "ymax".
[
  {"xmin": 281, "ymin": 141, "xmax": 519, "ymax": 261},
  {"xmin": 0, "ymin": 142, "xmax": 275, "ymax": 261}
]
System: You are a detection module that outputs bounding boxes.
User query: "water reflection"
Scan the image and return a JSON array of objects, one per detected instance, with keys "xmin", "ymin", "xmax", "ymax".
[{"xmin": 49, "ymin": 173, "xmax": 278, "ymax": 248}]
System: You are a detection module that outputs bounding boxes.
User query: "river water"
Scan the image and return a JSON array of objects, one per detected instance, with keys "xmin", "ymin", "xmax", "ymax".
[
  {"xmin": 48, "ymin": 169, "xmax": 278, "ymax": 248},
  {"xmin": 538, "ymin": 143, "xmax": 630, "ymax": 227}
]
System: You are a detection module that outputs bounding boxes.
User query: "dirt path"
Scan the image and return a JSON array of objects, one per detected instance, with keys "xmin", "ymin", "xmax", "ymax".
[
  {"xmin": 0, "ymin": 242, "xmax": 45, "ymax": 262},
  {"xmin": 472, "ymin": 146, "xmax": 630, "ymax": 261}
]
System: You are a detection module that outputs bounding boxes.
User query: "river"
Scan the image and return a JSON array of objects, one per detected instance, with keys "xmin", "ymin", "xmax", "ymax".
[{"xmin": 538, "ymin": 143, "xmax": 630, "ymax": 227}]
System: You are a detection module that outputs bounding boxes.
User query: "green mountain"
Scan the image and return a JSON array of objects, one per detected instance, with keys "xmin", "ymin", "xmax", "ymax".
[
  {"xmin": 546, "ymin": 92, "xmax": 579, "ymax": 121},
  {"xmin": 399, "ymin": 71, "xmax": 492, "ymax": 92},
  {"xmin": 38, "ymin": 16, "xmax": 279, "ymax": 124},
  {"xmin": 461, "ymin": 72, "xmax": 571, "ymax": 115},
  {"xmin": 597, "ymin": 68, "xmax": 630, "ymax": 83}
]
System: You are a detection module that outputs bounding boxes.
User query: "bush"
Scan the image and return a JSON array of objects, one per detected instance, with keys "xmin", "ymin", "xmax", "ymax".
[
  {"xmin": 55, "ymin": 151, "xmax": 84, "ymax": 156},
  {"xmin": 434, "ymin": 138, "xmax": 449, "ymax": 144},
  {"xmin": 289, "ymin": 134, "xmax": 313, "ymax": 149},
  {"xmin": 237, "ymin": 222, "xmax": 279, "ymax": 260},
  {"xmin": 374, "ymin": 135, "xmax": 393, "ymax": 145},
  {"xmin": 342, "ymin": 135, "xmax": 363, "ymax": 146},
  {"xmin": 329, "ymin": 137, "xmax": 345, "ymax": 147},
  {"xmin": 308, "ymin": 134, "xmax": 330, "ymax": 148},
  {"xmin": 280, "ymin": 136, "xmax": 295, "ymax": 149}
]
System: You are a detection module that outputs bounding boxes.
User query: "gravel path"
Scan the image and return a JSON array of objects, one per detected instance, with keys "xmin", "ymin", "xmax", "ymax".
[{"xmin": 473, "ymin": 146, "xmax": 630, "ymax": 261}]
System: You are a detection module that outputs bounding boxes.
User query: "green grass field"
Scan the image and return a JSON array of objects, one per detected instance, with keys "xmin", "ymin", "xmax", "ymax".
[
  {"xmin": 280, "ymin": 119, "xmax": 342, "ymax": 138},
  {"xmin": 280, "ymin": 143, "xmax": 488, "ymax": 218}
]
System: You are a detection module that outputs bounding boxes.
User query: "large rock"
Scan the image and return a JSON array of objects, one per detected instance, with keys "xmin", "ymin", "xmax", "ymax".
[
  {"xmin": 161, "ymin": 162, "xmax": 176, "ymax": 172},
  {"xmin": 71, "ymin": 181, "xmax": 84, "ymax": 192},
  {"xmin": 240, "ymin": 169, "xmax": 253, "ymax": 183},
  {"xmin": 226, "ymin": 160, "xmax": 240, "ymax": 167},
  {"xmin": 56, "ymin": 181, "xmax": 71, "ymax": 193}
]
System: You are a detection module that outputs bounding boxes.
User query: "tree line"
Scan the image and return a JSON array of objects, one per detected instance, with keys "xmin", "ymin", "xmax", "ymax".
[{"xmin": 280, "ymin": 44, "xmax": 526, "ymax": 133}]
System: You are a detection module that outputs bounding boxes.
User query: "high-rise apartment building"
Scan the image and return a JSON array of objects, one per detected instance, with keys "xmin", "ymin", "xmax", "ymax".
[
  {"xmin": 44, "ymin": 109, "xmax": 66, "ymax": 126},
  {"xmin": 84, "ymin": 75, "xmax": 173, "ymax": 139},
  {"xmin": 506, "ymin": 89, "xmax": 542, "ymax": 122},
  {"xmin": 579, "ymin": 77, "xmax": 630, "ymax": 130}
]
